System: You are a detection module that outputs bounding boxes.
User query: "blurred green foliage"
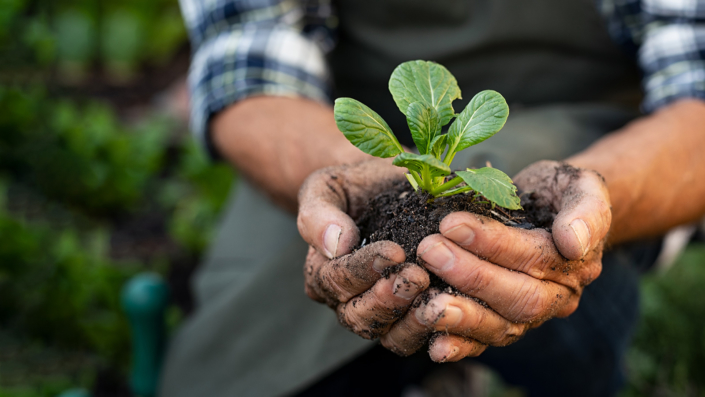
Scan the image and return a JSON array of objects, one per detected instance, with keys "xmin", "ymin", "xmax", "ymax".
[
  {"xmin": 0, "ymin": 85, "xmax": 234, "ymax": 396},
  {"xmin": 0, "ymin": 0, "xmax": 187, "ymax": 80},
  {"xmin": 0, "ymin": 83, "xmax": 233, "ymax": 349},
  {"xmin": 622, "ymin": 243, "xmax": 705, "ymax": 397},
  {"xmin": 0, "ymin": 88, "xmax": 169, "ymax": 212},
  {"xmin": 0, "ymin": 1, "xmax": 231, "ymax": 394}
]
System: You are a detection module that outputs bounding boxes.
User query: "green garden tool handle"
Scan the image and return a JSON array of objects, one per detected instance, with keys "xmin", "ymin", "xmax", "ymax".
[{"xmin": 121, "ymin": 273, "xmax": 169, "ymax": 397}]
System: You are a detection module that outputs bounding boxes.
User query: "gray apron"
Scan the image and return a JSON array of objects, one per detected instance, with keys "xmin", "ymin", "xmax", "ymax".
[{"xmin": 160, "ymin": 1, "xmax": 642, "ymax": 396}]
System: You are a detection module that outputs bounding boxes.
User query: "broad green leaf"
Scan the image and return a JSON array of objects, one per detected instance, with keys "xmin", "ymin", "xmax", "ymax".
[
  {"xmin": 446, "ymin": 90, "xmax": 509, "ymax": 157},
  {"xmin": 389, "ymin": 60, "xmax": 461, "ymax": 126},
  {"xmin": 456, "ymin": 167, "xmax": 521, "ymax": 210},
  {"xmin": 406, "ymin": 102, "xmax": 441, "ymax": 155},
  {"xmin": 429, "ymin": 134, "xmax": 447, "ymax": 159},
  {"xmin": 334, "ymin": 97, "xmax": 404, "ymax": 158},
  {"xmin": 393, "ymin": 153, "xmax": 450, "ymax": 177}
]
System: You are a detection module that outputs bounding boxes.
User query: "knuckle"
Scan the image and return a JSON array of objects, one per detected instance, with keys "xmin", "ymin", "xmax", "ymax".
[
  {"xmin": 580, "ymin": 261, "xmax": 602, "ymax": 286},
  {"xmin": 595, "ymin": 198, "xmax": 611, "ymax": 217},
  {"xmin": 595, "ymin": 200, "xmax": 612, "ymax": 232},
  {"xmin": 380, "ymin": 335, "xmax": 414, "ymax": 357},
  {"xmin": 318, "ymin": 265, "xmax": 354, "ymax": 303},
  {"xmin": 296, "ymin": 205, "xmax": 313, "ymax": 229},
  {"xmin": 465, "ymin": 306, "xmax": 486, "ymax": 333},
  {"xmin": 482, "ymin": 233, "xmax": 509, "ymax": 260},
  {"xmin": 341, "ymin": 289, "xmax": 402, "ymax": 340},
  {"xmin": 381, "ymin": 319, "xmax": 428, "ymax": 356},
  {"xmin": 558, "ymin": 298, "xmax": 580, "ymax": 317},
  {"xmin": 513, "ymin": 283, "xmax": 550, "ymax": 323},
  {"xmin": 496, "ymin": 323, "xmax": 527, "ymax": 346},
  {"xmin": 457, "ymin": 264, "xmax": 491, "ymax": 294},
  {"xmin": 338, "ymin": 302, "xmax": 375, "ymax": 339},
  {"xmin": 519, "ymin": 247, "xmax": 547, "ymax": 278},
  {"xmin": 590, "ymin": 262, "xmax": 603, "ymax": 281},
  {"xmin": 370, "ymin": 287, "xmax": 404, "ymax": 320},
  {"xmin": 586, "ymin": 169, "xmax": 607, "ymax": 186}
]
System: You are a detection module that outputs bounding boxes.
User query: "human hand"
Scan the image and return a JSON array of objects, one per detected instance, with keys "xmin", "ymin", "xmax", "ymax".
[
  {"xmin": 380, "ymin": 161, "xmax": 611, "ymax": 362},
  {"xmin": 297, "ymin": 159, "xmax": 431, "ymax": 339}
]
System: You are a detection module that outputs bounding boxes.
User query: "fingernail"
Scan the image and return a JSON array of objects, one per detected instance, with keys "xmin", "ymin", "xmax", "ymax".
[
  {"xmin": 323, "ymin": 224, "xmax": 342, "ymax": 259},
  {"xmin": 373, "ymin": 256, "xmax": 396, "ymax": 273},
  {"xmin": 393, "ymin": 276, "xmax": 420, "ymax": 300},
  {"xmin": 445, "ymin": 346, "xmax": 460, "ymax": 362},
  {"xmin": 443, "ymin": 224, "xmax": 475, "ymax": 246},
  {"xmin": 569, "ymin": 219, "xmax": 590, "ymax": 257},
  {"xmin": 439, "ymin": 305, "xmax": 463, "ymax": 327},
  {"xmin": 420, "ymin": 242, "xmax": 455, "ymax": 272},
  {"xmin": 415, "ymin": 304, "xmax": 429, "ymax": 324}
]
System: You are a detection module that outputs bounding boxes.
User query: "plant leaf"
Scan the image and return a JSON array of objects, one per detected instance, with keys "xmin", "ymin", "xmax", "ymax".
[
  {"xmin": 406, "ymin": 102, "xmax": 441, "ymax": 155},
  {"xmin": 429, "ymin": 134, "xmax": 447, "ymax": 159},
  {"xmin": 455, "ymin": 167, "xmax": 521, "ymax": 210},
  {"xmin": 389, "ymin": 60, "xmax": 461, "ymax": 126},
  {"xmin": 334, "ymin": 97, "xmax": 404, "ymax": 158},
  {"xmin": 393, "ymin": 153, "xmax": 451, "ymax": 177},
  {"xmin": 446, "ymin": 90, "xmax": 509, "ymax": 156}
]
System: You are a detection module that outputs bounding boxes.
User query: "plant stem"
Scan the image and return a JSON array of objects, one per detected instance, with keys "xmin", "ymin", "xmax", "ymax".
[
  {"xmin": 443, "ymin": 145, "xmax": 457, "ymax": 166},
  {"xmin": 435, "ymin": 185, "xmax": 473, "ymax": 198},
  {"xmin": 421, "ymin": 166, "xmax": 432, "ymax": 192},
  {"xmin": 430, "ymin": 176, "xmax": 464, "ymax": 196}
]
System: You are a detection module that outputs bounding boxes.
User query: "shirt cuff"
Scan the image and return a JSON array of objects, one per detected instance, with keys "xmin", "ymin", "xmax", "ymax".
[{"xmin": 188, "ymin": 25, "xmax": 331, "ymax": 158}]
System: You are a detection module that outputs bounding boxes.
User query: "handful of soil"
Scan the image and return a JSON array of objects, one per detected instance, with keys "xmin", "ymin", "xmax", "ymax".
[{"xmin": 356, "ymin": 180, "xmax": 556, "ymax": 290}]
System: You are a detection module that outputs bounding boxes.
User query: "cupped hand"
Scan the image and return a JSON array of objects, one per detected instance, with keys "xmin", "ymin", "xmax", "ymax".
[
  {"xmin": 380, "ymin": 160, "xmax": 611, "ymax": 362},
  {"xmin": 297, "ymin": 159, "xmax": 431, "ymax": 339}
]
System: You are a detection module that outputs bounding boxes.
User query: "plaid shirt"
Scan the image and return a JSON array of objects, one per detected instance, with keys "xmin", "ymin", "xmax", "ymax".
[{"xmin": 179, "ymin": 0, "xmax": 705, "ymax": 151}]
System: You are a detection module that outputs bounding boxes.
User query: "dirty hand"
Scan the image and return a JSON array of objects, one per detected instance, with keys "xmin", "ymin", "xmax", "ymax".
[
  {"xmin": 297, "ymin": 158, "xmax": 431, "ymax": 339},
  {"xmin": 381, "ymin": 160, "xmax": 611, "ymax": 362}
]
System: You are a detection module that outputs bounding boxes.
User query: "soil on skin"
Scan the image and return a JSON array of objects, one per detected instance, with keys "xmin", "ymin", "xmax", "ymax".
[{"xmin": 355, "ymin": 178, "xmax": 556, "ymax": 292}]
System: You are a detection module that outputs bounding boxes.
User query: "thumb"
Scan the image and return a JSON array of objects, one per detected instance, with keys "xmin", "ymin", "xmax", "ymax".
[
  {"xmin": 297, "ymin": 167, "xmax": 359, "ymax": 259},
  {"xmin": 552, "ymin": 170, "xmax": 612, "ymax": 260}
]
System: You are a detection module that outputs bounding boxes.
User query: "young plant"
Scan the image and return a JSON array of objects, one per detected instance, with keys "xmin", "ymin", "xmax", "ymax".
[{"xmin": 334, "ymin": 60, "xmax": 521, "ymax": 210}]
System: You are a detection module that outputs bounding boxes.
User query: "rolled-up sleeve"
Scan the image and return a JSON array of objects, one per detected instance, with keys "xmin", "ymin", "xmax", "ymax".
[
  {"xmin": 639, "ymin": 0, "xmax": 705, "ymax": 112},
  {"xmin": 178, "ymin": 0, "xmax": 333, "ymax": 155}
]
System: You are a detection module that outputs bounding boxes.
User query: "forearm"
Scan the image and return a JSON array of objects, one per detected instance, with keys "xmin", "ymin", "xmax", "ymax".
[
  {"xmin": 567, "ymin": 99, "xmax": 705, "ymax": 244},
  {"xmin": 211, "ymin": 96, "xmax": 373, "ymax": 212}
]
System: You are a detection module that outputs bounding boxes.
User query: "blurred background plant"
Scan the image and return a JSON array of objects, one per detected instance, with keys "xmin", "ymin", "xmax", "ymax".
[
  {"xmin": 0, "ymin": 0, "xmax": 234, "ymax": 395},
  {"xmin": 0, "ymin": 0, "xmax": 703, "ymax": 396}
]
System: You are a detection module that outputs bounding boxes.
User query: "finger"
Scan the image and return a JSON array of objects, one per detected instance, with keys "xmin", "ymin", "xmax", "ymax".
[
  {"xmin": 552, "ymin": 169, "xmax": 612, "ymax": 260},
  {"xmin": 428, "ymin": 334, "xmax": 487, "ymax": 362},
  {"xmin": 418, "ymin": 236, "xmax": 573, "ymax": 323},
  {"xmin": 414, "ymin": 291, "xmax": 528, "ymax": 346},
  {"xmin": 380, "ymin": 289, "xmax": 443, "ymax": 356},
  {"xmin": 439, "ymin": 212, "xmax": 575, "ymax": 284},
  {"xmin": 297, "ymin": 168, "xmax": 360, "ymax": 259},
  {"xmin": 304, "ymin": 246, "xmax": 326, "ymax": 303},
  {"xmin": 306, "ymin": 241, "xmax": 405, "ymax": 306},
  {"xmin": 337, "ymin": 264, "xmax": 429, "ymax": 339}
]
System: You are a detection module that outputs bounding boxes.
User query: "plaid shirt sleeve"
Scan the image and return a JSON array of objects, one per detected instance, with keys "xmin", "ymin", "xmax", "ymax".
[
  {"xmin": 178, "ymin": 0, "xmax": 335, "ymax": 155},
  {"xmin": 598, "ymin": 0, "xmax": 705, "ymax": 113},
  {"xmin": 639, "ymin": 0, "xmax": 705, "ymax": 112}
]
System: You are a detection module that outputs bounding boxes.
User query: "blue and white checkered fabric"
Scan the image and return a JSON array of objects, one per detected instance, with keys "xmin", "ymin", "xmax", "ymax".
[{"xmin": 178, "ymin": 0, "xmax": 705, "ymax": 152}]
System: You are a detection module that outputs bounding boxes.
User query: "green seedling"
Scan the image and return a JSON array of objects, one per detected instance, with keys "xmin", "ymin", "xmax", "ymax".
[{"xmin": 334, "ymin": 60, "xmax": 521, "ymax": 210}]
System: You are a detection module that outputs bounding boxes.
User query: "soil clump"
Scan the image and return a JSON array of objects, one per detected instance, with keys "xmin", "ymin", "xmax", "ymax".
[{"xmin": 356, "ymin": 179, "xmax": 556, "ymax": 291}]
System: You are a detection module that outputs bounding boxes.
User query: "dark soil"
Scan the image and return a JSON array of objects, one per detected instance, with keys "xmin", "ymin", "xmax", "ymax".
[{"xmin": 356, "ymin": 179, "xmax": 556, "ymax": 292}]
